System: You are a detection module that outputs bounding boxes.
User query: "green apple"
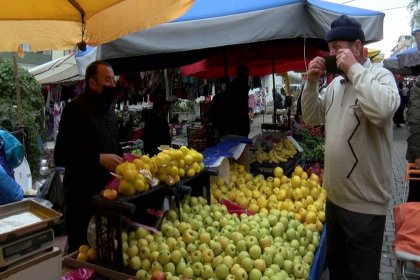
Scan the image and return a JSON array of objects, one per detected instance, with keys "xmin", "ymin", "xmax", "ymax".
[
  {"xmin": 288, "ymin": 219, "xmax": 298, "ymax": 230},
  {"xmin": 158, "ymin": 250, "xmax": 171, "ymax": 265},
  {"xmin": 240, "ymin": 257, "xmax": 254, "ymax": 273},
  {"xmin": 176, "ymin": 259, "xmax": 187, "ymax": 275},
  {"xmin": 122, "ymin": 241, "xmax": 128, "ymax": 253},
  {"xmin": 294, "ymin": 255, "xmax": 303, "ymax": 264},
  {"xmin": 236, "ymin": 251, "xmax": 250, "ymax": 264},
  {"xmin": 183, "ymin": 229, "xmax": 197, "ymax": 244},
  {"xmin": 267, "ymin": 215, "xmax": 279, "ymax": 227},
  {"xmin": 290, "ymin": 239, "xmax": 300, "ymax": 251},
  {"xmin": 279, "ymin": 217, "xmax": 289, "ymax": 228},
  {"xmin": 230, "ymin": 263, "xmax": 241, "ymax": 275},
  {"xmin": 202, "ymin": 248, "xmax": 215, "ymax": 263},
  {"xmin": 303, "ymin": 252, "xmax": 314, "ymax": 265},
  {"xmin": 141, "ymin": 258, "xmax": 151, "ymax": 270},
  {"xmin": 183, "ymin": 266, "xmax": 194, "ymax": 279},
  {"xmin": 135, "ymin": 269, "xmax": 148, "ymax": 280},
  {"xmin": 193, "ymin": 262, "xmax": 204, "ymax": 276},
  {"xmin": 219, "ymin": 236, "xmax": 231, "ymax": 250},
  {"xmin": 178, "ymin": 222, "xmax": 190, "ymax": 234},
  {"xmin": 298, "ymin": 246, "xmax": 306, "ymax": 257},
  {"xmin": 127, "ymin": 244, "xmax": 139, "ymax": 257},
  {"xmin": 149, "ymin": 251, "xmax": 159, "ymax": 262},
  {"xmin": 259, "ymin": 235, "xmax": 272, "ymax": 250},
  {"xmin": 254, "ymin": 258, "xmax": 266, "ymax": 272},
  {"xmin": 182, "ymin": 204, "xmax": 191, "ymax": 213},
  {"xmin": 271, "ymin": 223, "xmax": 286, "ymax": 238},
  {"xmin": 249, "ymin": 268, "xmax": 262, "ymax": 280},
  {"xmin": 190, "ymin": 219, "xmax": 201, "ymax": 231},
  {"xmin": 233, "ymin": 267, "xmax": 248, "ymax": 280},
  {"xmin": 259, "ymin": 228, "xmax": 270, "ymax": 237},
  {"xmin": 249, "ymin": 245, "xmax": 262, "ymax": 260},
  {"xmin": 249, "ymin": 228, "xmax": 260, "ymax": 239},
  {"xmin": 137, "ymin": 238, "xmax": 148, "ymax": 249},
  {"xmin": 283, "ymin": 260, "xmax": 293, "ymax": 274},
  {"xmin": 203, "ymin": 215, "xmax": 213, "ymax": 227},
  {"xmin": 223, "ymin": 255, "xmax": 234, "ymax": 269},
  {"xmin": 190, "ymin": 196, "xmax": 199, "ymax": 206},
  {"xmin": 259, "ymin": 218, "xmax": 270, "ymax": 229},
  {"xmin": 212, "ymin": 255, "xmax": 224, "ymax": 269},
  {"xmin": 170, "ymin": 249, "xmax": 182, "ymax": 264},
  {"xmin": 191, "ymin": 250, "xmax": 203, "ymax": 263},
  {"xmin": 166, "ymin": 237, "xmax": 178, "ymax": 251},
  {"xmin": 263, "ymin": 267, "xmax": 275, "ymax": 278},
  {"xmin": 286, "ymin": 228, "xmax": 297, "ymax": 242},
  {"xmin": 224, "ymin": 244, "xmax": 237, "ymax": 257},
  {"xmin": 139, "ymin": 246, "xmax": 150, "ymax": 259},
  {"xmin": 230, "ymin": 232, "xmax": 244, "ymax": 244},
  {"xmin": 129, "ymin": 256, "xmax": 141, "ymax": 270},
  {"xmin": 198, "ymin": 243, "xmax": 209, "ymax": 252},
  {"xmin": 269, "ymin": 264, "xmax": 280, "ymax": 273},
  {"xmin": 164, "ymin": 262, "xmax": 176, "ymax": 275},
  {"xmin": 151, "ymin": 261, "xmax": 163, "ymax": 272},
  {"xmin": 261, "ymin": 251, "xmax": 273, "ymax": 266},
  {"xmin": 239, "ymin": 223, "xmax": 250, "ymax": 236},
  {"xmin": 212, "ymin": 220, "xmax": 221, "ymax": 231},
  {"xmin": 210, "ymin": 240, "xmax": 223, "ymax": 256},
  {"xmin": 293, "ymin": 263, "xmax": 304, "ymax": 278},
  {"xmin": 129, "ymin": 238, "xmax": 138, "ymax": 247},
  {"xmin": 213, "ymin": 211, "xmax": 223, "ymax": 221},
  {"xmin": 272, "ymin": 254, "xmax": 284, "ymax": 268},
  {"xmin": 201, "ymin": 264, "xmax": 213, "ymax": 279},
  {"xmin": 285, "ymin": 247, "xmax": 294, "ymax": 261},
  {"xmin": 145, "ymin": 234, "xmax": 154, "ymax": 244},
  {"xmin": 215, "ymin": 264, "xmax": 229, "ymax": 280},
  {"xmin": 236, "ymin": 239, "xmax": 247, "ymax": 253},
  {"xmin": 158, "ymin": 243, "xmax": 170, "ymax": 252},
  {"xmin": 307, "ymin": 243, "xmax": 316, "ymax": 254},
  {"xmin": 200, "ymin": 232, "xmax": 211, "ymax": 245},
  {"xmin": 148, "ymin": 241, "xmax": 158, "ymax": 252},
  {"xmin": 246, "ymin": 236, "xmax": 259, "ymax": 249}
]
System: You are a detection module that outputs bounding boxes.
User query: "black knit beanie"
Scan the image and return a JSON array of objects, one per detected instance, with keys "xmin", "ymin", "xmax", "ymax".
[{"xmin": 326, "ymin": 15, "xmax": 365, "ymax": 43}]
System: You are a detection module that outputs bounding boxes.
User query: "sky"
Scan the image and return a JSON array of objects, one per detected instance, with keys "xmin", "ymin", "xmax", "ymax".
[{"xmin": 327, "ymin": 0, "xmax": 413, "ymax": 58}]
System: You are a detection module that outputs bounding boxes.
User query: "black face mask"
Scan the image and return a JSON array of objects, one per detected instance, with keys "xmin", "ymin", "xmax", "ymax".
[{"xmin": 101, "ymin": 86, "xmax": 117, "ymax": 108}]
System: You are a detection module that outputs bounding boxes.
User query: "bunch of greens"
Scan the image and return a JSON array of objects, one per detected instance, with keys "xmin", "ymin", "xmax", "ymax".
[
  {"xmin": 294, "ymin": 129, "xmax": 325, "ymax": 163},
  {"xmin": 170, "ymin": 99, "xmax": 196, "ymax": 113}
]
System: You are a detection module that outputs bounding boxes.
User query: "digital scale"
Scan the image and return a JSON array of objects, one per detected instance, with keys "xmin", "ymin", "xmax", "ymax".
[{"xmin": 0, "ymin": 229, "xmax": 54, "ymax": 268}]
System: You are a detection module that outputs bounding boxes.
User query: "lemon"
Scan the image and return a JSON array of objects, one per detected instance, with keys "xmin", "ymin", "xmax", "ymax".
[
  {"xmin": 293, "ymin": 166, "xmax": 304, "ymax": 177},
  {"xmin": 134, "ymin": 178, "xmax": 146, "ymax": 192},
  {"xmin": 140, "ymin": 154, "xmax": 151, "ymax": 164},
  {"xmin": 184, "ymin": 154, "xmax": 194, "ymax": 165},
  {"xmin": 77, "ymin": 252, "xmax": 89, "ymax": 261},
  {"xmin": 79, "ymin": 244, "xmax": 90, "ymax": 254},
  {"xmin": 132, "ymin": 159, "xmax": 143, "ymax": 170},
  {"xmin": 186, "ymin": 168, "xmax": 195, "ymax": 177},
  {"xmin": 274, "ymin": 166, "xmax": 284, "ymax": 178},
  {"xmin": 124, "ymin": 169, "xmax": 138, "ymax": 182}
]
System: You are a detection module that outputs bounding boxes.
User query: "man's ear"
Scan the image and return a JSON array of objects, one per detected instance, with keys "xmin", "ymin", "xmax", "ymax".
[
  {"xmin": 353, "ymin": 40, "xmax": 363, "ymax": 57},
  {"xmin": 88, "ymin": 78, "xmax": 96, "ymax": 89}
]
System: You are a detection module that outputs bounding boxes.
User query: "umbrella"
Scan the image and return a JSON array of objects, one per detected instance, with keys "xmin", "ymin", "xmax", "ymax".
[
  {"xmin": 383, "ymin": 55, "xmax": 412, "ymax": 76},
  {"xmin": 0, "ymin": 0, "xmax": 194, "ymax": 52},
  {"xmin": 0, "ymin": 0, "xmax": 194, "ymax": 136},
  {"xmin": 77, "ymin": 0, "xmax": 385, "ymax": 75}
]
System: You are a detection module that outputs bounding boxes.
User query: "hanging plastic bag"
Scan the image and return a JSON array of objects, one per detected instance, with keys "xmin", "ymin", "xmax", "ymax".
[
  {"xmin": 0, "ymin": 129, "xmax": 24, "ymax": 169},
  {"xmin": 0, "ymin": 165, "xmax": 23, "ymax": 205}
]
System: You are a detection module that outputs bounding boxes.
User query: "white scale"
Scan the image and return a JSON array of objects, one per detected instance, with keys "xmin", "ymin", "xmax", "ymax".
[{"xmin": 0, "ymin": 229, "xmax": 54, "ymax": 268}]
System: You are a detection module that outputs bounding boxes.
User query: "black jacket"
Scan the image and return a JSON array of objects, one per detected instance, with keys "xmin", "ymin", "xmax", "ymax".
[{"xmin": 54, "ymin": 92, "xmax": 121, "ymax": 197}]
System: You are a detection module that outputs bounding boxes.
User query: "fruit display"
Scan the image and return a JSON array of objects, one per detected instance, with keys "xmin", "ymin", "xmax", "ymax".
[
  {"xmin": 103, "ymin": 195, "xmax": 320, "ymax": 280},
  {"xmin": 255, "ymin": 138, "xmax": 298, "ymax": 164},
  {"xmin": 211, "ymin": 164, "xmax": 326, "ymax": 232},
  {"xmin": 107, "ymin": 146, "xmax": 205, "ymax": 198},
  {"xmin": 293, "ymin": 129, "xmax": 325, "ymax": 164},
  {"xmin": 76, "ymin": 244, "xmax": 97, "ymax": 262}
]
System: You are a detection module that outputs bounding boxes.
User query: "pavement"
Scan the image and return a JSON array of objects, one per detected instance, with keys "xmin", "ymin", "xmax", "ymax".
[{"xmin": 249, "ymin": 111, "xmax": 419, "ymax": 279}]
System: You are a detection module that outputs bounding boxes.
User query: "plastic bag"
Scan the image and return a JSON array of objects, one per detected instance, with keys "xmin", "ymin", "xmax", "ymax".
[
  {"xmin": 0, "ymin": 129, "xmax": 24, "ymax": 169},
  {"xmin": 0, "ymin": 165, "xmax": 23, "ymax": 205},
  {"xmin": 36, "ymin": 168, "xmax": 66, "ymax": 235},
  {"xmin": 393, "ymin": 202, "xmax": 420, "ymax": 267},
  {"xmin": 60, "ymin": 268, "xmax": 96, "ymax": 280}
]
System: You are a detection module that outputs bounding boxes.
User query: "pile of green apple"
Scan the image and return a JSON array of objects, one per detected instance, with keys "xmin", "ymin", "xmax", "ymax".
[{"xmin": 120, "ymin": 195, "xmax": 320, "ymax": 280}]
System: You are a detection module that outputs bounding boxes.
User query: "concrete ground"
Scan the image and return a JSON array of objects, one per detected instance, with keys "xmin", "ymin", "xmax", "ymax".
[{"xmin": 250, "ymin": 111, "xmax": 419, "ymax": 280}]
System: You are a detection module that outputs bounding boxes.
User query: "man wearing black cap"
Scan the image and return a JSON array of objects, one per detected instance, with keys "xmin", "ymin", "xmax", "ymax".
[{"xmin": 301, "ymin": 15, "xmax": 400, "ymax": 279}]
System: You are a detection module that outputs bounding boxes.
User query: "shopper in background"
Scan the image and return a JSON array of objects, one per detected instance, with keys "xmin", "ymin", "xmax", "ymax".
[
  {"xmin": 54, "ymin": 61, "xmax": 123, "ymax": 253},
  {"xmin": 143, "ymin": 93, "xmax": 171, "ymax": 156},
  {"xmin": 225, "ymin": 65, "xmax": 250, "ymax": 137},
  {"xmin": 302, "ymin": 15, "xmax": 400, "ymax": 279},
  {"xmin": 406, "ymin": 76, "xmax": 420, "ymax": 202}
]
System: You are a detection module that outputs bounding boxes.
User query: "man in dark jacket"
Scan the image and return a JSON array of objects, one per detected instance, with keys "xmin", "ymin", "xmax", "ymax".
[{"xmin": 54, "ymin": 61, "xmax": 123, "ymax": 252}]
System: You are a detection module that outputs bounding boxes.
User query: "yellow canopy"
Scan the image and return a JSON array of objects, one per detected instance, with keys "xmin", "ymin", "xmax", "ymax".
[{"xmin": 0, "ymin": 0, "xmax": 194, "ymax": 52}]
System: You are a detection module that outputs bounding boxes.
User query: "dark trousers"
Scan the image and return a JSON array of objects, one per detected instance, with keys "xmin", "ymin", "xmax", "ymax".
[
  {"xmin": 65, "ymin": 192, "xmax": 94, "ymax": 253},
  {"xmin": 326, "ymin": 200, "xmax": 386, "ymax": 280},
  {"xmin": 407, "ymin": 179, "xmax": 420, "ymax": 202}
]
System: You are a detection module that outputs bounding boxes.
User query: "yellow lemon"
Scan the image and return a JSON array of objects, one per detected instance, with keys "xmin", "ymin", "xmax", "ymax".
[
  {"xmin": 123, "ymin": 169, "xmax": 138, "ymax": 182},
  {"xmin": 274, "ymin": 166, "xmax": 284, "ymax": 178},
  {"xmin": 184, "ymin": 154, "xmax": 194, "ymax": 165},
  {"xmin": 186, "ymin": 168, "xmax": 195, "ymax": 177}
]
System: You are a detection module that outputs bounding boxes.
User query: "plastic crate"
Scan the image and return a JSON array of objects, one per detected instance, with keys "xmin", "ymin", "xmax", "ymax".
[
  {"xmin": 309, "ymin": 225, "xmax": 327, "ymax": 280},
  {"xmin": 250, "ymin": 152, "xmax": 302, "ymax": 177},
  {"xmin": 92, "ymin": 189, "xmax": 171, "ymax": 272}
]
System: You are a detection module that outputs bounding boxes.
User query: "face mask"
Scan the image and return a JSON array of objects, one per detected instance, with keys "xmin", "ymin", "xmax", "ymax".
[{"xmin": 101, "ymin": 86, "xmax": 117, "ymax": 108}]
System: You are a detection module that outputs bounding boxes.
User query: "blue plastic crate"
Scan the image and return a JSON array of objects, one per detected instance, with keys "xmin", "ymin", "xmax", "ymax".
[{"xmin": 310, "ymin": 225, "xmax": 327, "ymax": 280}]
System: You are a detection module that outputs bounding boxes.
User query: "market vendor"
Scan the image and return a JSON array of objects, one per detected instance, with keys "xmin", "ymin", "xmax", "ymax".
[
  {"xmin": 302, "ymin": 15, "xmax": 399, "ymax": 279},
  {"xmin": 54, "ymin": 61, "xmax": 123, "ymax": 253}
]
